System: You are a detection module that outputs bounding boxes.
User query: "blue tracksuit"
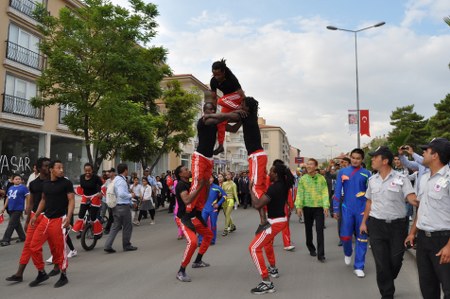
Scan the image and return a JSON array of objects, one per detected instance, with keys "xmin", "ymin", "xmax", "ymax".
[
  {"xmin": 333, "ymin": 166, "xmax": 371, "ymax": 270},
  {"xmin": 198, "ymin": 184, "xmax": 226, "ymax": 244}
]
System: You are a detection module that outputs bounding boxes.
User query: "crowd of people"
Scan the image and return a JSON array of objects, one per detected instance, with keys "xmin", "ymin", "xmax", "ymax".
[{"xmin": 0, "ymin": 59, "xmax": 449, "ymax": 299}]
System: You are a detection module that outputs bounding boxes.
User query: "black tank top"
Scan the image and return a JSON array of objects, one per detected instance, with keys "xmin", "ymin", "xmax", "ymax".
[{"xmin": 196, "ymin": 118, "xmax": 217, "ymax": 158}]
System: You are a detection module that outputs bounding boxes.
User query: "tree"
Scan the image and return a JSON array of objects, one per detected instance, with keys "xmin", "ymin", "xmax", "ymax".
[
  {"xmin": 387, "ymin": 105, "xmax": 430, "ymax": 152},
  {"xmin": 31, "ymin": 0, "xmax": 170, "ymax": 172},
  {"xmin": 428, "ymin": 94, "xmax": 450, "ymax": 140},
  {"xmin": 121, "ymin": 80, "xmax": 202, "ymax": 172}
]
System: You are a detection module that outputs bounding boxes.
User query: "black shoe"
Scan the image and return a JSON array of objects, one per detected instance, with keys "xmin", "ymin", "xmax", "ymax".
[
  {"xmin": 5, "ymin": 274, "xmax": 23, "ymax": 282},
  {"xmin": 213, "ymin": 144, "xmax": 224, "ymax": 155},
  {"xmin": 230, "ymin": 225, "xmax": 236, "ymax": 232},
  {"xmin": 94, "ymin": 233, "xmax": 103, "ymax": 240},
  {"xmin": 255, "ymin": 222, "xmax": 271, "ymax": 235},
  {"xmin": 16, "ymin": 239, "xmax": 25, "ymax": 243},
  {"xmin": 309, "ymin": 251, "xmax": 317, "ymax": 257},
  {"xmin": 104, "ymin": 248, "xmax": 116, "ymax": 253},
  {"xmin": 29, "ymin": 271, "xmax": 49, "ymax": 287},
  {"xmin": 251, "ymin": 281, "xmax": 275, "ymax": 294},
  {"xmin": 76, "ymin": 233, "xmax": 81, "ymax": 239},
  {"xmin": 54, "ymin": 273, "xmax": 68, "ymax": 288},
  {"xmin": 124, "ymin": 246, "xmax": 138, "ymax": 251},
  {"xmin": 0, "ymin": 241, "xmax": 10, "ymax": 247},
  {"xmin": 48, "ymin": 268, "xmax": 61, "ymax": 277},
  {"xmin": 104, "ymin": 229, "xmax": 110, "ymax": 235},
  {"xmin": 318, "ymin": 257, "xmax": 326, "ymax": 263}
]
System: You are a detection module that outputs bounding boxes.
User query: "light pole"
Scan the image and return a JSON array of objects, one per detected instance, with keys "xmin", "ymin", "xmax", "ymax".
[
  {"xmin": 326, "ymin": 22, "xmax": 385, "ymax": 148},
  {"xmin": 325, "ymin": 144, "xmax": 337, "ymax": 160}
]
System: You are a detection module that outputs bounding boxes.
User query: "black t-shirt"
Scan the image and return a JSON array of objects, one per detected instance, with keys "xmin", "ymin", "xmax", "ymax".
[
  {"xmin": 196, "ymin": 118, "xmax": 217, "ymax": 158},
  {"xmin": 210, "ymin": 73, "xmax": 241, "ymax": 95},
  {"xmin": 29, "ymin": 177, "xmax": 46, "ymax": 212},
  {"xmin": 242, "ymin": 112, "xmax": 263, "ymax": 155},
  {"xmin": 175, "ymin": 180, "xmax": 190, "ymax": 218},
  {"xmin": 43, "ymin": 177, "xmax": 74, "ymax": 218},
  {"xmin": 79, "ymin": 174, "xmax": 102, "ymax": 196},
  {"xmin": 266, "ymin": 181, "xmax": 288, "ymax": 219}
]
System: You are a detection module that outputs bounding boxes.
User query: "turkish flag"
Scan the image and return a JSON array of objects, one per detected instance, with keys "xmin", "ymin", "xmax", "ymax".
[{"xmin": 360, "ymin": 110, "xmax": 370, "ymax": 137}]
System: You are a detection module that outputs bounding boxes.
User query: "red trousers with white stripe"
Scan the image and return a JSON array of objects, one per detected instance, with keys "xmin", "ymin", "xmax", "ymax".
[
  {"xmin": 217, "ymin": 92, "xmax": 242, "ymax": 145},
  {"xmin": 19, "ymin": 212, "xmax": 43, "ymax": 265},
  {"xmin": 176, "ymin": 216, "xmax": 213, "ymax": 268},
  {"xmin": 30, "ymin": 216, "xmax": 68, "ymax": 271},
  {"xmin": 249, "ymin": 218, "xmax": 287, "ymax": 279},
  {"xmin": 248, "ymin": 150, "xmax": 268, "ymax": 199},
  {"xmin": 188, "ymin": 152, "xmax": 213, "ymax": 212}
]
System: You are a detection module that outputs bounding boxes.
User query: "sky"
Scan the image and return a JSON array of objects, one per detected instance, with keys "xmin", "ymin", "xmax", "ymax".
[{"xmin": 112, "ymin": 0, "xmax": 450, "ymax": 159}]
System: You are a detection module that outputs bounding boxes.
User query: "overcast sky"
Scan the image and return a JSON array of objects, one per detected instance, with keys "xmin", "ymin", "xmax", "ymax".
[{"xmin": 112, "ymin": 0, "xmax": 450, "ymax": 159}]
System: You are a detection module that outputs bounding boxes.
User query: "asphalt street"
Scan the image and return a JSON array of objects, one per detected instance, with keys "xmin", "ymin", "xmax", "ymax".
[{"xmin": 0, "ymin": 207, "xmax": 421, "ymax": 299}]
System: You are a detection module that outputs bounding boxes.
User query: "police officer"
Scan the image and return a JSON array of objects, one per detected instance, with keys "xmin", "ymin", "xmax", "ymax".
[
  {"xmin": 360, "ymin": 146, "xmax": 417, "ymax": 299},
  {"xmin": 405, "ymin": 138, "xmax": 450, "ymax": 299}
]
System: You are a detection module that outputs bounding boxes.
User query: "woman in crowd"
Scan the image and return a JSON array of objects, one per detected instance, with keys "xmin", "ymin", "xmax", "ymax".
[
  {"xmin": 137, "ymin": 177, "xmax": 155, "ymax": 225},
  {"xmin": 221, "ymin": 171, "xmax": 238, "ymax": 236}
]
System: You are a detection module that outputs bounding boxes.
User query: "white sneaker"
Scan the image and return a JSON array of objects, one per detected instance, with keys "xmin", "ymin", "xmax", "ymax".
[
  {"xmin": 283, "ymin": 245, "xmax": 295, "ymax": 251},
  {"xmin": 150, "ymin": 221, "xmax": 155, "ymax": 225},
  {"xmin": 353, "ymin": 269, "xmax": 365, "ymax": 278},
  {"xmin": 344, "ymin": 256, "xmax": 352, "ymax": 266},
  {"xmin": 67, "ymin": 249, "xmax": 78, "ymax": 258},
  {"xmin": 46, "ymin": 256, "xmax": 53, "ymax": 264}
]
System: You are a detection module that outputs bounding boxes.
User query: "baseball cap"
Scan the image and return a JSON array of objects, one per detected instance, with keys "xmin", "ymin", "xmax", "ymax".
[
  {"xmin": 419, "ymin": 138, "xmax": 450, "ymax": 162},
  {"xmin": 369, "ymin": 146, "xmax": 394, "ymax": 160}
]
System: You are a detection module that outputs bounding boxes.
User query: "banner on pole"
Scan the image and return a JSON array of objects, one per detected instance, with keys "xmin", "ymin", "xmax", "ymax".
[
  {"xmin": 360, "ymin": 109, "xmax": 370, "ymax": 137},
  {"xmin": 348, "ymin": 110, "xmax": 357, "ymax": 134}
]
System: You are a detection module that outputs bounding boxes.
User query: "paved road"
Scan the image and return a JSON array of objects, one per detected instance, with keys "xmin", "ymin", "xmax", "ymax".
[{"xmin": 0, "ymin": 208, "xmax": 421, "ymax": 299}]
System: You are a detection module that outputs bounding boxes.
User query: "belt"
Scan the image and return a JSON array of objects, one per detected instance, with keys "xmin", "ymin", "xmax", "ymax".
[
  {"xmin": 116, "ymin": 203, "xmax": 130, "ymax": 206},
  {"xmin": 369, "ymin": 216, "xmax": 407, "ymax": 224},
  {"xmin": 419, "ymin": 229, "xmax": 450, "ymax": 238}
]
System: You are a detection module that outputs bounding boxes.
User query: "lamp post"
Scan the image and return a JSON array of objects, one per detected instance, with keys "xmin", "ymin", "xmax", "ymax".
[
  {"xmin": 325, "ymin": 144, "xmax": 338, "ymax": 160},
  {"xmin": 326, "ymin": 22, "xmax": 385, "ymax": 148}
]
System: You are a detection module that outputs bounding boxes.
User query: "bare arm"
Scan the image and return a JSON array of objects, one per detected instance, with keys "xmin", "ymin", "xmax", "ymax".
[
  {"xmin": 360, "ymin": 198, "xmax": 372, "ymax": 234},
  {"xmin": 64, "ymin": 192, "xmax": 75, "ymax": 228},
  {"xmin": 249, "ymin": 182, "xmax": 269, "ymax": 209},
  {"xmin": 179, "ymin": 180, "xmax": 206, "ymax": 205},
  {"xmin": 406, "ymin": 193, "xmax": 418, "ymax": 207},
  {"xmin": 31, "ymin": 193, "xmax": 46, "ymax": 226},
  {"xmin": 204, "ymin": 111, "xmax": 242, "ymax": 124}
]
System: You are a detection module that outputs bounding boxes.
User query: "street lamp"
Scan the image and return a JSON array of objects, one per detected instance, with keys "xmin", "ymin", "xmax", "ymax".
[
  {"xmin": 326, "ymin": 22, "xmax": 385, "ymax": 148},
  {"xmin": 325, "ymin": 144, "xmax": 338, "ymax": 160}
]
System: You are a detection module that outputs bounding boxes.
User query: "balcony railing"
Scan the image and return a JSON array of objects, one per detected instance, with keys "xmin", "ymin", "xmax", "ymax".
[
  {"xmin": 2, "ymin": 94, "xmax": 43, "ymax": 119},
  {"xmin": 6, "ymin": 41, "xmax": 45, "ymax": 70},
  {"xmin": 9, "ymin": 0, "xmax": 40, "ymax": 21}
]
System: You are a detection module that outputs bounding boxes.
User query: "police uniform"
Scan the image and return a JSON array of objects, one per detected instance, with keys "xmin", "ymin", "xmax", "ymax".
[
  {"xmin": 366, "ymin": 168, "xmax": 415, "ymax": 298},
  {"xmin": 416, "ymin": 164, "xmax": 450, "ymax": 299}
]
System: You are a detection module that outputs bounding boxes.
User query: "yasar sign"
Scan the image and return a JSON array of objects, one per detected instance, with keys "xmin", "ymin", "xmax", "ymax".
[
  {"xmin": 295, "ymin": 157, "xmax": 304, "ymax": 164},
  {"xmin": 0, "ymin": 155, "xmax": 32, "ymax": 174}
]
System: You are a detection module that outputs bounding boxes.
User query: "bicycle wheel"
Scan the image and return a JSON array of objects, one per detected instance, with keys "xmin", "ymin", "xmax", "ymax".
[{"xmin": 81, "ymin": 223, "xmax": 97, "ymax": 251}]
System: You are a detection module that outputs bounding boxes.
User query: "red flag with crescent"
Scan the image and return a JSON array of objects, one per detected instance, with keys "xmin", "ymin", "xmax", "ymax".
[{"xmin": 360, "ymin": 109, "xmax": 370, "ymax": 137}]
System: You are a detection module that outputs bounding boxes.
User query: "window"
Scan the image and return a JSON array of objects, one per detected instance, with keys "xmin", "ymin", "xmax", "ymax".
[
  {"xmin": 263, "ymin": 132, "xmax": 268, "ymax": 139},
  {"xmin": 3, "ymin": 74, "xmax": 41, "ymax": 119},
  {"xmin": 263, "ymin": 143, "xmax": 269, "ymax": 151},
  {"xmin": 7, "ymin": 24, "xmax": 42, "ymax": 69},
  {"xmin": 181, "ymin": 154, "xmax": 190, "ymax": 168}
]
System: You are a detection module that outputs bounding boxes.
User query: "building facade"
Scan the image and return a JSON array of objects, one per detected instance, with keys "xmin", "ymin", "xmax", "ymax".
[
  {"xmin": 258, "ymin": 117, "xmax": 290, "ymax": 167},
  {"xmin": 0, "ymin": 0, "xmax": 88, "ymax": 184}
]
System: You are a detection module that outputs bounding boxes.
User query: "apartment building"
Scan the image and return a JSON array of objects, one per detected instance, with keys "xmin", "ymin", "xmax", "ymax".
[
  {"xmin": 0, "ymin": 0, "xmax": 88, "ymax": 183},
  {"xmin": 258, "ymin": 117, "xmax": 290, "ymax": 167}
]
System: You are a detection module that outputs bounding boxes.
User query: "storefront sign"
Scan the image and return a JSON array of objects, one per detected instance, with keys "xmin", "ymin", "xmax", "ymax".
[{"xmin": 0, "ymin": 155, "xmax": 31, "ymax": 174}]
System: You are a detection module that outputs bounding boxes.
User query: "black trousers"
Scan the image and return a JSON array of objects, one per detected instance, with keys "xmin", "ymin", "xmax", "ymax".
[
  {"xmin": 367, "ymin": 217, "xmax": 408, "ymax": 299},
  {"xmin": 2, "ymin": 210, "xmax": 25, "ymax": 242},
  {"xmin": 303, "ymin": 207, "xmax": 325, "ymax": 258},
  {"xmin": 416, "ymin": 230, "xmax": 450, "ymax": 299}
]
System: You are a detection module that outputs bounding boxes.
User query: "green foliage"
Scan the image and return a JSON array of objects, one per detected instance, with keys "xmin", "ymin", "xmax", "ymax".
[
  {"xmin": 31, "ymin": 0, "xmax": 170, "ymax": 171},
  {"xmin": 428, "ymin": 94, "xmax": 450, "ymax": 140},
  {"xmin": 387, "ymin": 105, "xmax": 430, "ymax": 152},
  {"xmin": 121, "ymin": 80, "xmax": 202, "ymax": 172}
]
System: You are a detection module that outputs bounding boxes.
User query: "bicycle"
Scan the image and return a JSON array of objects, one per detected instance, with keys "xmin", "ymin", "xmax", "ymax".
[{"xmin": 74, "ymin": 186, "xmax": 106, "ymax": 251}]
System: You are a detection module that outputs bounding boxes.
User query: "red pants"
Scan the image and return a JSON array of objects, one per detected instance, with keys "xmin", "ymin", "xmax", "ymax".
[
  {"xmin": 248, "ymin": 150, "xmax": 268, "ymax": 199},
  {"xmin": 19, "ymin": 212, "xmax": 43, "ymax": 265},
  {"xmin": 281, "ymin": 218, "xmax": 292, "ymax": 247},
  {"xmin": 80, "ymin": 195, "xmax": 102, "ymax": 207},
  {"xmin": 249, "ymin": 217, "xmax": 287, "ymax": 279},
  {"xmin": 176, "ymin": 216, "xmax": 213, "ymax": 268},
  {"xmin": 30, "ymin": 215, "xmax": 68, "ymax": 271},
  {"xmin": 217, "ymin": 92, "xmax": 242, "ymax": 145},
  {"xmin": 188, "ymin": 152, "xmax": 213, "ymax": 212}
]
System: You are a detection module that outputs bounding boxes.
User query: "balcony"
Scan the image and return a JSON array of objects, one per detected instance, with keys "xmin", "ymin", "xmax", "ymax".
[
  {"xmin": 2, "ymin": 94, "xmax": 43, "ymax": 119},
  {"xmin": 232, "ymin": 154, "xmax": 247, "ymax": 164},
  {"xmin": 9, "ymin": 0, "xmax": 40, "ymax": 21},
  {"xmin": 226, "ymin": 137, "xmax": 245, "ymax": 148},
  {"xmin": 6, "ymin": 41, "xmax": 45, "ymax": 71}
]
